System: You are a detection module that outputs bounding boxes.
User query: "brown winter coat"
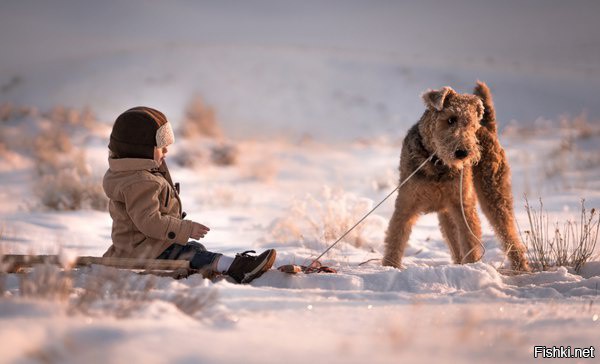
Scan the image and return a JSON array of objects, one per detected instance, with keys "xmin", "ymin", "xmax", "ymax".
[{"xmin": 103, "ymin": 158, "xmax": 193, "ymax": 259}]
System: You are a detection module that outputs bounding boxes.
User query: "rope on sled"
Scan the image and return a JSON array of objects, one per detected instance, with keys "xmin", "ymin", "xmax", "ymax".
[{"xmin": 308, "ymin": 154, "xmax": 435, "ymax": 268}]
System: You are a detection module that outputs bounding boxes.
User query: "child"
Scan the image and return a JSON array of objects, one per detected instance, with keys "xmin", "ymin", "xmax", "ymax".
[{"xmin": 103, "ymin": 106, "xmax": 276, "ymax": 283}]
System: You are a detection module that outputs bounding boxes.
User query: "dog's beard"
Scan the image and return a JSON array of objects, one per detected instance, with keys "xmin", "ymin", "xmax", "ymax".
[{"xmin": 436, "ymin": 136, "xmax": 481, "ymax": 170}]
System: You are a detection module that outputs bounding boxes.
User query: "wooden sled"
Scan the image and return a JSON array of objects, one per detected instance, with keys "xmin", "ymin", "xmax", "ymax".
[
  {"xmin": 2, "ymin": 255, "xmax": 338, "ymax": 279},
  {"xmin": 1, "ymin": 254, "xmax": 194, "ymax": 279}
]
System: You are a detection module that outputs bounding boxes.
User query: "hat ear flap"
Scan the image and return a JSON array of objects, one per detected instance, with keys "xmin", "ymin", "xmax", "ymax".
[
  {"xmin": 422, "ymin": 86, "xmax": 454, "ymax": 111},
  {"xmin": 156, "ymin": 122, "xmax": 174, "ymax": 148}
]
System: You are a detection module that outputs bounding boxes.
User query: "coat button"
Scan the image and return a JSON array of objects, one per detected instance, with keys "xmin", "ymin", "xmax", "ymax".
[{"xmin": 168, "ymin": 232, "xmax": 176, "ymax": 239}]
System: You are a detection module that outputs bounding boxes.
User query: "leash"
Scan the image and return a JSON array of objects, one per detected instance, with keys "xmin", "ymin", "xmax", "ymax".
[
  {"xmin": 308, "ymin": 154, "xmax": 435, "ymax": 267},
  {"xmin": 459, "ymin": 168, "xmax": 486, "ymax": 263}
]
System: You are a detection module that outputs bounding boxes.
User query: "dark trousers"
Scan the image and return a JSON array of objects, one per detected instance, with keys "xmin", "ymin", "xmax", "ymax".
[{"xmin": 157, "ymin": 241, "xmax": 221, "ymax": 270}]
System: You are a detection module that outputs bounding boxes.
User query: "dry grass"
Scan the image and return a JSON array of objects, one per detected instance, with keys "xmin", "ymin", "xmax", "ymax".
[
  {"xmin": 69, "ymin": 266, "xmax": 157, "ymax": 318},
  {"xmin": 171, "ymin": 142, "xmax": 206, "ymax": 168},
  {"xmin": 539, "ymin": 116, "xmax": 599, "ymax": 190},
  {"xmin": 1, "ymin": 103, "xmax": 108, "ymax": 211},
  {"xmin": 0, "ymin": 102, "xmax": 36, "ymax": 122},
  {"xmin": 503, "ymin": 112, "xmax": 599, "ymax": 140},
  {"xmin": 29, "ymin": 110, "xmax": 108, "ymax": 211},
  {"xmin": 522, "ymin": 197, "xmax": 599, "ymax": 273},
  {"xmin": 43, "ymin": 105, "xmax": 97, "ymax": 129},
  {"xmin": 12, "ymin": 264, "xmax": 220, "ymax": 319},
  {"xmin": 210, "ymin": 143, "xmax": 239, "ymax": 166},
  {"xmin": 19, "ymin": 265, "xmax": 73, "ymax": 300},
  {"xmin": 35, "ymin": 167, "xmax": 108, "ymax": 211},
  {"xmin": 33, "ymin": 155, "xmax": 108, "ymax": 211},
  {"xmin": 507, "ymin": 113, "xmax": 600, "ymax": 192},
  {"xmin": 560, "ymin": 112, "xmax": 600, "ymax": 140},
  {"xmin": 175, "ymin": 96, "xmax": 241, "ymax": 167},
  {"xmin": 269, "ymin": 186, "xmax": 386, "ymax": 250},
  {"xmin": 173, "ymin": 141, "xmax": 239, "ymax": 168},
  {"xmin": 180, "ymin": 96, "xmax": 223, "ymax": 139}
]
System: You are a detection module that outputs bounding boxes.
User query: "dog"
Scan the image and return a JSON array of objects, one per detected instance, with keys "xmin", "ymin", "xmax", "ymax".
[{"xmin": 383, "ymin": 82, "xmax": 530, "ymax": 271}]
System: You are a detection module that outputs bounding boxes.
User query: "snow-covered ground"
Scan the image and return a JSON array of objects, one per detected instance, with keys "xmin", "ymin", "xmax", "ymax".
[{"xmin": 1, "ymin": 1, "xmax": 600, "ymax": 363}]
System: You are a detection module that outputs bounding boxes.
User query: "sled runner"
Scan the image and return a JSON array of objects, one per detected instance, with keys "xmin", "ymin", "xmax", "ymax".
[{"xmin": 1, "ymin": 254, "xmax": 191, "ymax": 277}]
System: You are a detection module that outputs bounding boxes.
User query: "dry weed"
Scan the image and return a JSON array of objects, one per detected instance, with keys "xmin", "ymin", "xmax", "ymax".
[
  {"xmin": 44, "ymin": 105, "xmax": 97, "ymax": 129},
  {"xmin": 35, "ymin": 168, "xmax": 108, "ymax": 211},
  {"xmin": 10, "ymin": 264, "xmax": 220, "ymax": 320},
  {"xmin": 174, "ymin": 141, "xmax": 239, "ymax": 168},
  {"xmin": 269, "ymin": 186, "xmax": 386, "ymax": 250},
  {"xmin": 0, "ymin": 102, "xmax": 36, "ymax": 122},
  {"xmin": 172, "ymin": 142, "xmax": 206, "ymax": 168},
  {"xmin": 69, "ymin": 266, "xmax": 220, "ymax": 320},
  {"xmin": 560, "ymin": 112, "xmax": 599, "ymax": 140},
  {"xmin": 1, "ymin": 103, "xmax": 107, "ymax": 211},
  {"xmin": 19, "ymin": 265, "xmax": 73, "ymax": 301},
  {"xmin": 210, "ymin": 143, "xmax": 238, "ymax": 166},
  {"xmin": 69, "ymin": 266, "xmax": 157, "ymax": 318},
  {"xmin": 180, "ymin": 96, "xmax": 223, "ymax": 139},
  {"xmin": 31, "ymin": 119, "xmax": 107, "ymax": 211},
  {"xmin": 523, "ymin": 197, "xmax": 599, "ymax": 273},
  {"xmin": 509, "ymin": 113, "xmax": 600, "ymax": 193},
  {"xmin": 0, "ymin": 102, "xmax": 13, "ymax": 121}
]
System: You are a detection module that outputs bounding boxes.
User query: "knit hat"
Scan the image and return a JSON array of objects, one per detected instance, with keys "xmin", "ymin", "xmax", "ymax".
[{"xmin": 109, "ymin": 106, "xmax": 175, "ymax": 159}]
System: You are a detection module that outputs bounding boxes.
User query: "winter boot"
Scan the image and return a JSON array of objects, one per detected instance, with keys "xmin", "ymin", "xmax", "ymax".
[{"xmin": 226, "ymin": 249, "xmax": 277, "ymax": 284}]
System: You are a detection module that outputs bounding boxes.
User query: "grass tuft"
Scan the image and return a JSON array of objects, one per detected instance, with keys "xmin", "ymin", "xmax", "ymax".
[
  {"xmin": 269, "ymin": 186, "xmax": 386, "ymax": 251},
  {"xmin": 180, "ymin": 96, "xmax": 223, "ymax": 139},
  {"xmin": 523, "ymin": 197, "xmax": 599, "ymax": 273}
]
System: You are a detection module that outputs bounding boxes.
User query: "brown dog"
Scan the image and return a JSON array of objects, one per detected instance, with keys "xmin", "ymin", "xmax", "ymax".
[
  {"xmin": 472, "ymin": 82, "xmax": 530, "ymax": 271},
  {"xmin": 383, "ymin": 82, "xmax": 530, "ymax": 271}
]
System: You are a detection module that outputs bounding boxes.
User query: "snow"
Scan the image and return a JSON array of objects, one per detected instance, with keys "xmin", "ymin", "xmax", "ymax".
[{"xmin": 2, "ymin": 1, "xmax": 600, "ymax": 363}]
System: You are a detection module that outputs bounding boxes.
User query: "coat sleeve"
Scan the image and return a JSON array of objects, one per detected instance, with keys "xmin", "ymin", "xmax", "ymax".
[{"xmin": 122, "ymin": 180, "xmax": 193, "ymax": 245}]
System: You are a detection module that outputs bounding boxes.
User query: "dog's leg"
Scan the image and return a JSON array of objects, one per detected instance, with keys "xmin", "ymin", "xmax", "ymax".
[
  {"xmin": 448, "ymin": 189, "xmax": 483, "ymax": 264},
  {"xmin": 473, "ymin": 129, "xmax": 530, "ymax": 271},
  {"xmin": 438, "ymin": 211, "xmax": 462, "ymax": 263},
  {"xmin": 473, "ymin": 82, "xmax": 530, "ymax": 271},
  {"xmin": 383, "ymin": 191, "xmax": 420, "ymax": 268}
]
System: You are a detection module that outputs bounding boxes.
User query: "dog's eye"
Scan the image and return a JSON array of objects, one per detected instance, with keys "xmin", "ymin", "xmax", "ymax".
[{"xmin": 447, "ymin": 117, "xmax": 457, "ymax": 125}]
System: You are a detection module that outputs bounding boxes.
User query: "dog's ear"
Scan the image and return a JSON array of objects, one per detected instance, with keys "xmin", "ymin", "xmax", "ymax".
[{"xmin": 422, "ymin": 86, "xmax": 454, "ymax": 111}]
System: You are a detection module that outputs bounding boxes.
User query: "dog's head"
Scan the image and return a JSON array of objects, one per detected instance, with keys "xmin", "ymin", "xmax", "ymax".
[{"xmin": 419, "ymin": 86, "xmax": 484, "ymax": 170}]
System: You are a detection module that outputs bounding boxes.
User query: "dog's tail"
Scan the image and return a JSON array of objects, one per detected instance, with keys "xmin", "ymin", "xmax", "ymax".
[{"xmin": 473, "ymin": 81, "xmax": 496, "ymax": 133}]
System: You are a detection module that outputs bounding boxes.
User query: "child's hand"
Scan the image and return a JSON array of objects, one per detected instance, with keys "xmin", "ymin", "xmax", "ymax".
[{"xmin": 190, "ymin": 222, "xmax": 210, "ymax": 239}]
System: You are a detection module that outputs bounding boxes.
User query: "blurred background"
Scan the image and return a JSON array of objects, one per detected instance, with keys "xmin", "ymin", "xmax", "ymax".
[{"xmin": 1, "ymin": 0, "xmax": 599, "ymax": 140}]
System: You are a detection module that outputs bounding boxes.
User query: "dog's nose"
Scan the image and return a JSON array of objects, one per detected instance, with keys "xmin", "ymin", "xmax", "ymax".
[{"xmin": 454, "ymin": 149, "xmax": 469, "ymax": 159}]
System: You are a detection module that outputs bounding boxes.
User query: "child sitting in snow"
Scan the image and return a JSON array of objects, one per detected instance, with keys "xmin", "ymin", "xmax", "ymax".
[{"xmin": 102, "ymin": 106, "xmax": 276, "ymax": 283}]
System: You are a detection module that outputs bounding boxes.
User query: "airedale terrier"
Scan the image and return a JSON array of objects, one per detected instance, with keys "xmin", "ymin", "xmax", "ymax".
[{"xmin": 383, "ymin": 82, "xmax": 530, "ymax": 271}]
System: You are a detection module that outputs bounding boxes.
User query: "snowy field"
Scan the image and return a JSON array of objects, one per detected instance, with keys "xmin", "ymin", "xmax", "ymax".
[{"xmin": 1, "ymin": 1, "xmax": 600, "ymax": 363}]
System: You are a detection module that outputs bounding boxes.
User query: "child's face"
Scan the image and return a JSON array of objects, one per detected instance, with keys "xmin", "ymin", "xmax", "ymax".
[{"xmin": 154, "ymin": 146, "xmax": 168, "ymax": 166}]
